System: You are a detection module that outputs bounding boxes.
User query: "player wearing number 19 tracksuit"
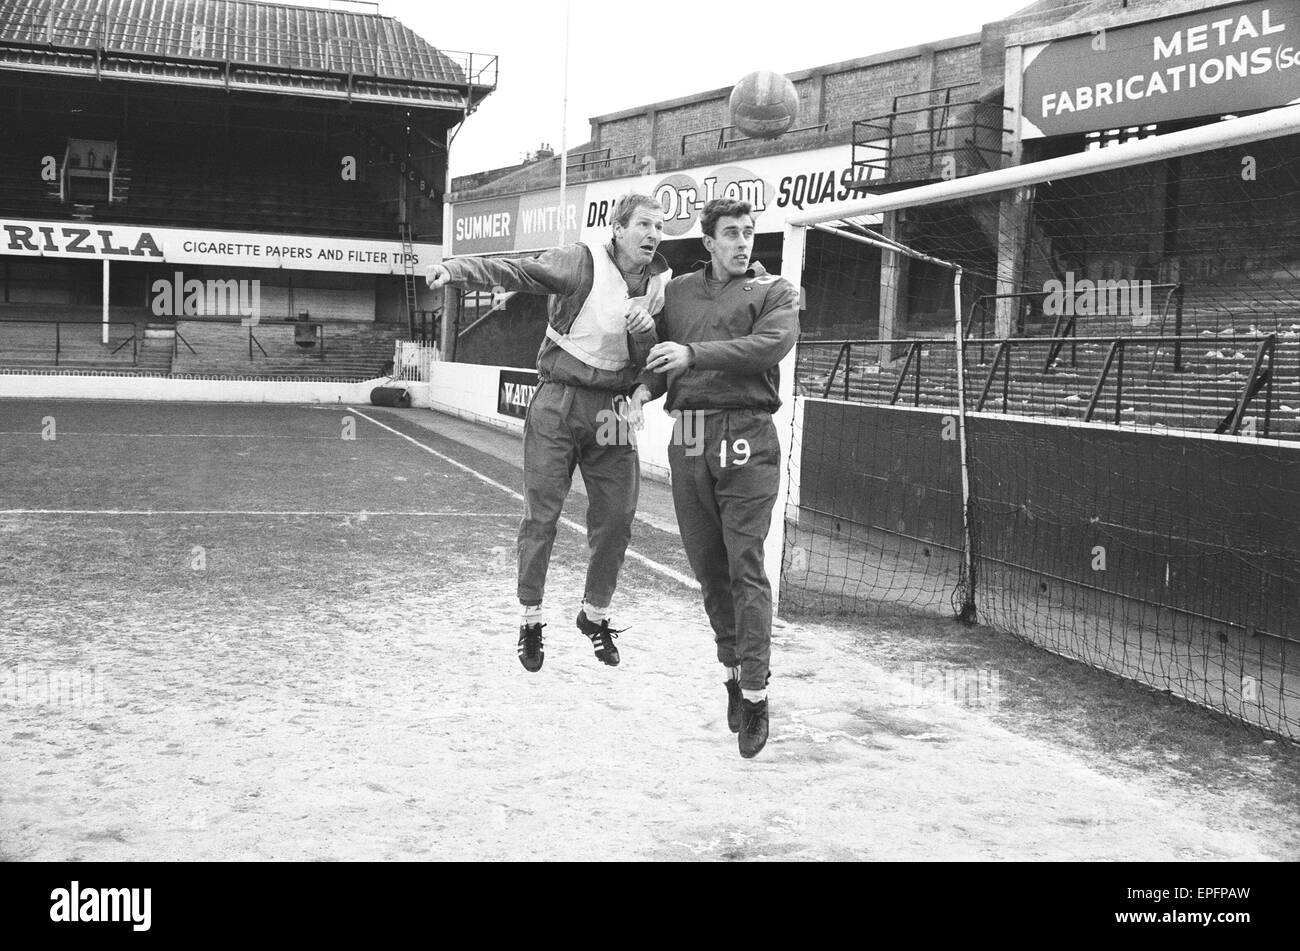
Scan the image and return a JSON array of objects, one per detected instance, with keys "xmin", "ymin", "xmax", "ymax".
[{"xmin": 630, "ymin": 198, "xmax": 799, "ymax": 759}]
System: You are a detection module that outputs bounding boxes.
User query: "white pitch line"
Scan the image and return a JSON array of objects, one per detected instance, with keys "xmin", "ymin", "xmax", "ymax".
[
  {"xmin": 0, "ymin": 432, "xmax": 339, "ymax": 439},
  {"xmin": 347, "ymin": 406, "xmax": 699, "ymax": 590},
  {"xmin": 0, "ymin": 510, "xmax": 518, "ymax": 517}
]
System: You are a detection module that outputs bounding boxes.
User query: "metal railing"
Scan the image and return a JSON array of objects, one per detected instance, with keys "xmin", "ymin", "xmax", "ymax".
[
  {"xmin": 851, "ymin": 84, "xmax": 1012, "ymax": 181},
  {"xmin": 250, "ymin": 320, "xmax": 327, "ymax": 361},
  {"xmin": 410, "ymin": 309, "xmax": 440, "ymax": 346},
  {"xmin": 802, "ymin": 333, "xmax": 1289, "ymax": 437},
  {"xmin": 565, "ymin": 148, "xmax": 637, "ymax": 172},
  {"xmin": 888, "ymin": 82, "xmax": 982, "ymax": 114},
  {"xmin": 173, "ymin": 327, "xmax": 195, "ymax": 360},
  {"xmin": 1042, "ymin": 284, "xmax": 1182, "ymax": 375},
  {"xmin": 0, "ymin": 319, "xmax": 138, "ymax": 366},
  {"xmin": 681, "ymin": 123, "xmax": 828, "ymax": 155},
  {"xmin": 163, "ymin": 315, "xmax": 332, "ymax": 362},
  {"xmin": 964, "ymin": 284, "xmax": 1185, "ymax": 374}
]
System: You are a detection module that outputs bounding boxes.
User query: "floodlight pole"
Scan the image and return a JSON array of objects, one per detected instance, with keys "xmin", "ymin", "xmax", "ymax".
[{"xmin": 557, "ymin": 0, "xmax": 571, "ymax": 246}]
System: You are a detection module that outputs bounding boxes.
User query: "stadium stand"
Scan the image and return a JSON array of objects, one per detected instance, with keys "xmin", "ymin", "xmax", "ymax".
[
  {"xmin": 0, "ymin": 0, "xmax": 496, "ymax": 378},
  {"xmin": 170, "ymin": 319, "xmax": 403, "ymax": 381}
]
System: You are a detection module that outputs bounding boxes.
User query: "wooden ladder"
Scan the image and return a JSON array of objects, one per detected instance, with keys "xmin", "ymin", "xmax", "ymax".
[{"xmin": 400, "ymin": 223, "xmax": 418, "ymax": 338}]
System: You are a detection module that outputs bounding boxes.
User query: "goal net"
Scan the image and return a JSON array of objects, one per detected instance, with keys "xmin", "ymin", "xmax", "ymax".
[{"xmin": 774, "ymin": 106, "xmax": 1300, "ymax": 739}]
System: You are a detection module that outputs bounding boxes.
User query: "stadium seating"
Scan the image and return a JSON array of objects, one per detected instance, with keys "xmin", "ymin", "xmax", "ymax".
[
  {"xmin": 0, "ymin": 305, "xmax": 401, "ymax": 380},
  {"xmin": 168, "ymin": 320, "xmax": 401, "ymax": 381},
  {"xmin": 0, "ymin": 319, "xmax": 167, "ymax": 374},
  {"xmin": 109, "ymin": 142, "xmax": 396, "ymax": 238},
  {"xmin": 0, "ymin": 126, "xmax": 398, "ymax": 238},
  {"xmin": 797, "ymin": 275, "xmax": 1300, "ymax": 440},
  {"xmin": 0, "ymin": 133, "xmax": 68, "ymax": 217}
]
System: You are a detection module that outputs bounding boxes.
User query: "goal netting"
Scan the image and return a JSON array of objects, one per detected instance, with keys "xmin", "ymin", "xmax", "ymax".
[{"xmin": 774, "ymin": 106, "xmax": 1300, "ymax": 739}]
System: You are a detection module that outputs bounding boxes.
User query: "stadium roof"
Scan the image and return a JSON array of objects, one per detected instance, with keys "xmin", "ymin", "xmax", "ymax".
[{"xmin": 0, "ymin": 0, "xmax": 497, "ymax": 110}]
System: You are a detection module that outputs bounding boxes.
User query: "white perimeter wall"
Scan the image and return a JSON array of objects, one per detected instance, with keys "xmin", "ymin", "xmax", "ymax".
[
  {"xmin": 0, "ymin": 373, "xmax": 416, "ymax": 405},
  {"xmin": 0, "ymin": 363, "xmax": 795, "ymax": 500},
  {"xmin": 429, "ymin": 361, "xmax": 807, "ymax": 496},
  {"xmin": 429, "ymin": 361, "xmax": 678, "ymax": 482}
]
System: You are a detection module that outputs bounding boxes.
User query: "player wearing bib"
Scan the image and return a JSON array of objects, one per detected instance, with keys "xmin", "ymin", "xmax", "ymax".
[
  {"xmin": 629, "ymin": 198, "xmax": 798, "ymax": 758},
  {"xmin": 428, "ymin": 194, "xmax": 670, "ymax": 673}
]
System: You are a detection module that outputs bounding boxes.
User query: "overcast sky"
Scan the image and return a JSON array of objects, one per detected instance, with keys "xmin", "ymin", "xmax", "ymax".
[{"xmin": 297, "ymin": 0, "xmax": 1029, "ymax": 176}]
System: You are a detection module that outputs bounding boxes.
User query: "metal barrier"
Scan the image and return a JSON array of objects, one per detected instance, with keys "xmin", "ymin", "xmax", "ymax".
[
  {"xmin": 0, "ymin": 319, "xmax": 138, "ymax": 367},
  {"xmin": 565, "ymin": 148, "xmax": 637, "ymax": 172},
  {"xmin": 804, "ymin": 333, "xmax": 1288, "ymax": 437},
  {"xmin": 963, "ymin": 284, "xmax": 1184, "ymax": 375},
  {"xmin": 852, "ymin": 84, "xmax": 1013, "ymax": 181},
  {"xmin": 410, "ymin": 309, "xmax": 441, "ymax": 347},
  {"xmin": 681, "ymin": 123, "xmax": 828, "ymax": 155}
]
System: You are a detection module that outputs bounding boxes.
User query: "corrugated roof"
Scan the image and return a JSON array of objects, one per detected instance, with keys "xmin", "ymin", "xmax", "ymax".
[{"xmin": 0, "ymin": 0, "xmax": 496, "ymax": 107}]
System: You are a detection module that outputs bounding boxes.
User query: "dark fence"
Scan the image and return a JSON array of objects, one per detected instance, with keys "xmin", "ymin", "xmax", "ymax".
[{"xmin": 786, "ymin": 399, "xmax": 1300, "ymax": 739}]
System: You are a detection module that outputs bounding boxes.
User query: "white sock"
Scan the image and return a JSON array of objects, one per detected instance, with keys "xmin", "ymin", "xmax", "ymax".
[
  {"xmin": 726, "ymin": 666, "xmax": 741, "ymax": 682},
  {"xmin": 742, "ymin": 689, "xmax": 767, "ymax": 703},
  {"xmin": 582, "ymin": 601, "xmax": 609, "ymax": 623},
  {"xmin": 521, "ymin": 604, "xmax": 544, "ymax": 626}
]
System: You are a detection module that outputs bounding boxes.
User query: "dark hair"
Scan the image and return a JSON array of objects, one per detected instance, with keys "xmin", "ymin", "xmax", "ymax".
[
  {"xmin": 700, "ymin": 198, "xmax": 753, "ymax": 238},
  {"xmin": 612, "ymin": 193, "xmax": 663, "ymax": 229}
]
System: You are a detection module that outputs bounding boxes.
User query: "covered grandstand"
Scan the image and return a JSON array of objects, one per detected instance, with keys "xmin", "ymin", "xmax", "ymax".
[{"xmin": 0, "ymin": 0, "xmax": 496, "ymax": 382}]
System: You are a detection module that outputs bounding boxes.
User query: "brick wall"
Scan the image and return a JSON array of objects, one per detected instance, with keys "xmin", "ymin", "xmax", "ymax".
[
  {"xmin": 931, "ymin": 44, "xmax": 981, "ymax": 89},
  {"xmin": 821, "ymin": 57, "xmax": 923, "ymax": 129},
  {"xmin": 793, "ymin": 76, "xmax": 820, "ymax": 126},
  {"xmin": 597, "ymin": 114, "xmax": 652, "ymax": 162},
  {"xmin": 586, "ymin": 39, "xmax": 986, "ymax": 169},
  {"xmin": 653, "ymin": 98, "xmax": 729, "ymax": 155}
]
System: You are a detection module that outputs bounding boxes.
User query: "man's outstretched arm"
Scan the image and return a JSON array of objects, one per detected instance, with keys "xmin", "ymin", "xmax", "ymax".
[{"xmin": 426, "ymin": 245, "xmax": 587, "ymax": 297}]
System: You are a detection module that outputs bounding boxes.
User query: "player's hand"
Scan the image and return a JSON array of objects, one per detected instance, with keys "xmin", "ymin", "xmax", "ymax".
[
  {"xmin": 646, "ymin": 342, "xmax": 692, "ymax": 374},
  {"xmin": 426, "ymin": 264, "xmax": 450, "ymax": 288},
  {"xmin": 626, "ymin": 305, "xmax": 654, "ymax": 335},
  {"xmin": 625, "ymin": 385, "xmax": 651, "ymax": 431},
  {"xmin": 623, "ymin": 397, "xmax": 645, "ymax": 432}
]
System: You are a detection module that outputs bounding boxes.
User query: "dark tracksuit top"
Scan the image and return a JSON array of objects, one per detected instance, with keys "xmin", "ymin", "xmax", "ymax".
[
  {"xmin": 638, "ymin": 260, "xmax": 798, "ymax": 410},
  {"xmin": 440, "ymin": 243, "xmax": 670, "ymax": 607},
  {"xmin": 640, "ymin": 261, "xmax": 799, "ymax": 691}
]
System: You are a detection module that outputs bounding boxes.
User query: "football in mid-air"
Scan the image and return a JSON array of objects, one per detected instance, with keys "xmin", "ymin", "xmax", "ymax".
[{"xmin": 729, "ymin": 70, "xmax": 799, "ymax": 139}]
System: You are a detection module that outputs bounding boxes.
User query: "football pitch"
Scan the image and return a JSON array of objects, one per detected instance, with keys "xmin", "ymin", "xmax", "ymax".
[{"xmin": 1, "ymin": 398, "xmax": 1297, "ymax": 861}]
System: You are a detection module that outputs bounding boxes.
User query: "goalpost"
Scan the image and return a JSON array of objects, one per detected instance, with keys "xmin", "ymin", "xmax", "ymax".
[{"xmin": 771, "ymin": 104, "xmax": 1300, "ymax": 738}]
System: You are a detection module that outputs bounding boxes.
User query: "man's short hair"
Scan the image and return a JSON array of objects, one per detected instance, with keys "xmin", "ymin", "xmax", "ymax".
[
  {"xmin": 612, "ymin": 193, "xmax": 663, "ymax": 229},
  {"xmin": 700, "ymin": 198, "xmax": 754, "ymax": 238}
]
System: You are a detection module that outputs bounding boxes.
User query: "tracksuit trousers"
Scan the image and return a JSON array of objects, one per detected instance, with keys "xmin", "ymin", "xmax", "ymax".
[
  {"xmin": 518, "ymin": 380, "xmax": 638, "ymax": 608},
  {"xmin": 667, "ymin": 409, "xmax": 781, "ymax": 692}
]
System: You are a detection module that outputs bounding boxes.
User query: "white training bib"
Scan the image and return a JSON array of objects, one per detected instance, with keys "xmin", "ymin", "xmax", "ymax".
[{"xmin": 546, "ymin": 243, "xmax": 670, "ymax": 372}]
